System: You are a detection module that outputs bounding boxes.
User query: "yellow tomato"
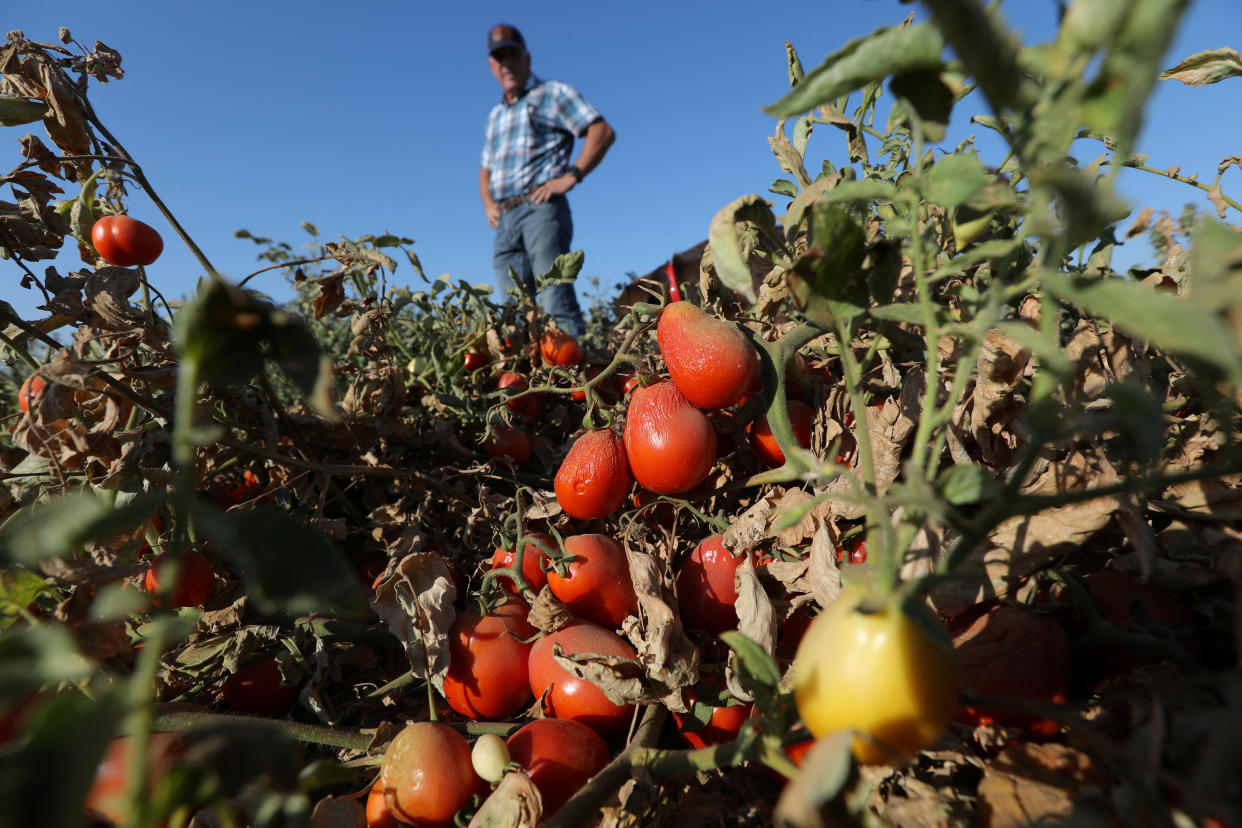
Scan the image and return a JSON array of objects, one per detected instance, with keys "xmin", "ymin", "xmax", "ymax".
[{"xmin": 792, "ymin": 585, "xmax": 962, "ymax": 765}]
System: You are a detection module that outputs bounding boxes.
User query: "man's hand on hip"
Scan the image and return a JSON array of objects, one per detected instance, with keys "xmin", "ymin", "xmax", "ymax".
[
  {"xmin": 485, "ymin": 201, "xmax": 501, "ymax": 228},
  {"xmin": 529, "ymin": 174, "xmax": 575, "ymax": 204}
]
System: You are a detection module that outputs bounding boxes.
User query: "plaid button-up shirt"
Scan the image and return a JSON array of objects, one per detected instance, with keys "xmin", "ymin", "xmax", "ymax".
[{"xmin": 482, "ymin": 73, "xmax": 602, "ymax": 201}]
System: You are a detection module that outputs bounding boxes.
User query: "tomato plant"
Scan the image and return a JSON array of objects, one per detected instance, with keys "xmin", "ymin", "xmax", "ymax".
[
  {"xmin": 792, "ymin": 586, "xmax": 962, "ymax": 764},
  {"xmin": 747, "ymin": 398, "xmax": 814, "ymax": 467},
  {"xmin": 554, "ymin": 427, "xmax": 631, "ymax": 520},
  {"xmin": 674, "ymin": 534, "xmax": 747, "ymax": 635},
  {"xmin": 143, "ymin": 549, "xmax": 215, "ymax": 609},
  {"xmin": 90, "ymin": 214, "xmax": 164, "ymax": 267},
  {"xmin": 546, "ymin": 533, "xmax": 639, "ymax": 629},
  {"xmin": 221, "ymin": 658, "xmax": 300, "ymax": 718},
  {"xmin": 506, "ymin": 717, "xmax": 610, "ymax": 818},
  {"xmin": 540, "ymin": 328, "xmax": 583, "ymax": 367},
  {"xmin": 490, "ymin": 531, "xmax": 554, "ymax": 595},
  {"xmin": 622, "ymin": 379, "xmax": 716, "ymax": 494},
  {"xmin": 657, "ymin": 301, "xmax": 759, "ymax": 410},
  {"xmin": 17, "ymin": 374, "xmax": 44, "ymax": 413},
  {"xmin": 528, "ymin": 619, "xmax": 637, "ymax": 736},
  {"xmin": 377, "ymin": 721, "xmax": 481, "ymax": 828},
  {"xmin": 484, "ymin": 424, "xmax": 531, "ymax": 465},
  {"xmin": 441, "ymin": 600, "xmax": 538, "ymax": 720}
]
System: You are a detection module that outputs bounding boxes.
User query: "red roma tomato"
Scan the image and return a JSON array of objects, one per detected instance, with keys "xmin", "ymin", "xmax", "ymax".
[
  {"xmin": 221, "ymin": 658, "xmax": 300, "ymax": 717},
  {"xmin": 90, "ymin": 214, "xmax": 164, "ymax": 267},
  {"xmin": 17, "ymin": 374, "xmax": 45, "ymax": 413},
  {"xmin": 546, "ymin": 534, "xmax": 639, "ymax": 629},
  {"xmin": 554, "ymin": 428, "xmax": 631, "ymax": 520},
  {"xmin": 498, "ymin": 372, "xmax": 541, "ymax": 419},
  {"xmin": 442, "ymin": 600, "xmax": 538, "ymax": 720},
  {"xmin": 528, "ymin": 620, "xmax": 637, "ymax": 737},
  {"xmin": 674, "ymin": 535, "xmax": 746, "ymax": 636},
  {"xmin": 366, "ymin": 782, "xmax": 400, "ymax": 828},
  {"xmin": 793, "ymin": 586, "xmax": 962, "ymax": 765},
  {"xmin": 85, "ymin": 732, "xmax": 187, "ymax": 825},
  {"xmin": 657, "ymin": 301, "xmax": 759, "ymax": 410},
  {"xmin": 506, "ymin": 718, "xmax": 610, "ymax": 818},
  {"xmin": 540, "ymin": 329, "xmax": 583, "ymax": 367},
  {"xmin": 143, "ymin": 550, "xmax": 215, "ymax": 608},
  {"xmin": 484, "ymin": 425, "xmax": 531, "ymax": 465},
  {"xmin": 848, "ymin": 538, "xmax": 867, "ymax": 565},
  {"xmin": 747, "ymin": 399, "xmax": 814, "ymax": 467},
  {"xmin": 671, "ymin": 690, "xmax": 753, "ymax": 750},
  {"xmin": 463, "ymin": 351, "xmax": 488, "ymax": 372},
  {"xmin": 952, "ymin": 604, "xmax": 1071, "ymax": 737},
  {"xmin": 378, "ymin": 721, "xmax": 481, "ymax": 828},
  {"xmin": 622, "ymin": 379, "xmax": 716, "ymax": 495},
  {"xmin": 491, "ymin": 532, "xmax": 554, "ymax": 595}
]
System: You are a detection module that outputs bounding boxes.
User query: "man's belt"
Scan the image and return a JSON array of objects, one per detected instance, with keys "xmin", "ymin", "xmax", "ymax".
[{"xmin": 495, "ymin": 193, "xmax": 529, "ymax": 215}]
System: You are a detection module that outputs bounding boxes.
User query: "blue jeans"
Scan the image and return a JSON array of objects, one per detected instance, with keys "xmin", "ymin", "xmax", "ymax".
[{"xmin": 492, "ymin": 195, "xmax": 585, "ymax": 337}]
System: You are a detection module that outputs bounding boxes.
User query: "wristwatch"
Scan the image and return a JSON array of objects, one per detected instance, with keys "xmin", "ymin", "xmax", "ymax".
[{"xmin": 567, "ymin": 165, "xmax": 585, "ymax": 182}]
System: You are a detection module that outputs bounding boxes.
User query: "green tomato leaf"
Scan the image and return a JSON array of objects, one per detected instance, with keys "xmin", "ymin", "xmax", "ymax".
[
  {"xmin": 888, "ymin": 69, "xmax": 956, "ymax": 143},
  {"xmin": 936, "ymin": 464, "xmax": 1001, "ymax": 506},
  {"xmin": 0, "ymin": 96, "xmax": 49, "ymax": 127},
  {"xmin": 0, "ymin": 490, "xmax": 163, "ymax": 565},
  {"xmin": 707, "ymin": 195, "xmax": 780, "ymax": 304},
  {"xmin": 764, "ymin": 24, "xmax": 945, "ymax": 117},
  {"xmin": 191, "ymin": 503, "xmax": 366, "ymax": 619},
  {"xmin": 540, "ymin": 249, "xmax": 584, "ymax": 285},
  {"xmin": 787, "ymin": 204, "xmax": 869, "ymax": 327},
  {"xmin": 924, "ymin": 153, "xmax": 990, "ymax": 210}
]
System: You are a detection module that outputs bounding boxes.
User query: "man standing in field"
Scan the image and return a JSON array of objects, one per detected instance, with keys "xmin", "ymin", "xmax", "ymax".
[{"xmin": 479, "ymin": 24, "xmax": 615, "ymax": 337}]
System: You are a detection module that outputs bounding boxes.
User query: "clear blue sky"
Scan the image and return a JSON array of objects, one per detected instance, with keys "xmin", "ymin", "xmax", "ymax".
[{"xmin": 5, "ymin": 0, "xmax": 1240, "ymax": 322}]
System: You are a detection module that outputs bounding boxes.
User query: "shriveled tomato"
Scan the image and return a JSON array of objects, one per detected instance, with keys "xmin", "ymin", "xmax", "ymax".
[
  {"xmin": 952, "ymin": 604, "xmax": 1071, "ymax": 737},
  {"xmin": 491, "ymin": 531, "xmax": 554, "ymax": 595},
  {"xmin": 378, "ymin": 721, "xmax": 481, "ymax": 827},
  {"xmin": 85, "ymin": 731, "xmax": 187, "ymax": 825},
  {"xmin": 747, "ymin": 399, "xmax": 814, "ymax": 467},
  {"xmin": 90, "ymin": 214, "xmax": 164, "ymax": 267},
  {"xmin": 143, "ymin": 550, "xmax": 215, "ymax": 609},
  {"xmin": 442, "ymin": 600, "xmax": 538, "ymax": 720},
  {"xmin": 657, "ymin": 301, "xmax": 758, "ymax": 410},
  {"xmin": 792, "ymin": 586, "xmax": 962, "ymax": 764},
  {"xmin": 540, "ymin": 328, "xmax": 583, "ymax": 367},
  {"xmin": 622, "ymin": 379, "xmax": 716, "ymax": 494},
  {"xmin": 498, "ymin": 371, "xmax": 541, "ymax": 419},
  {"xmin": 546, "ymin": 534, "xmax": 638, "ymax": 629},
  {"xmin": 221, "ymin": 658, "xmax": 300, "ymax": 718},
  {"xmin": 554, "ymin": 428, "xmax": 631, "ymax": 520},
  {"xmin": 528, "ymin": 620, "xmax": 637, "ymax": 736},
  {"xmin": 484, "ymin": 425, "xmax": 531, "ymax": 465},
  {"xmin": 675, "ymin": 535, "xmax": 747, "ymax": 636},
  {"xmin": 17, "ymin": 374, "xmax": 45, "ymax": 413},
  {"xmin": 506, "ymin": 717, "xmax": 610, "ymax": 818}
]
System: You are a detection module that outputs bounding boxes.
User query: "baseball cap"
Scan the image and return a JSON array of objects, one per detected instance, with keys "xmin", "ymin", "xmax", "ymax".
[{"xmin": 487, "ymin": 24, "xmax": 526, "ymax": 55}]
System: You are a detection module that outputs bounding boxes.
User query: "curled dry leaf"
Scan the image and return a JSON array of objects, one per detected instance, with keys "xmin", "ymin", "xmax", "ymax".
[
  {"xmin": 621, "ymin": 535, "xmax": 698, "ymax": 712},
  {"xmin": 310, "ymin": 794, "xmax": 365, "ymax": 828},
  {"xmin": 468, "ymin": 769, "xmax": 543, "ymax": 828},
  {"xmin": 371, "ymin": 551, "xmax": 457, "ymax": 692},
  {"xmin": 726, "ymin": 556, "xmax": 776, "ymax": 703},
  {"xmin": 550, "ymin": 643, "xmax": 651, "ymax": 708},
  {"xmin": 527, "ymin": 585, "xmax": 573, "ymax": 635}
]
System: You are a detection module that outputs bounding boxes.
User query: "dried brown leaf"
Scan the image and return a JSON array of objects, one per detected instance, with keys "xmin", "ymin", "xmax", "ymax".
[
  {"xmin": 976, "ymin": 743, "xmax": 1110, "ymax": 828},
  {"xmin": 468, "ymin": 770, "xmax": 542, "ymax": 828},
  {"xmin": 621, "ymin": 536, "xmax": 698, "ymax": 712},
  {"xmin": 371, "ymin": 551, "xmax": 457, "ymax": 692}
]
